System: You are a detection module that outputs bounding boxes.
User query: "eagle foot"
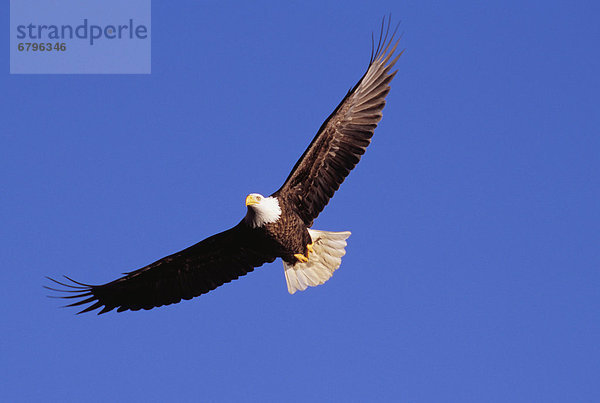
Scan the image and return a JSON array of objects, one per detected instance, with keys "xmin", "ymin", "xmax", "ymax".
[
  {"xmin": 294, "ymin": 253, "xmax": 309, "ymax": 263},
  {"xmin": 294, "ymin": 242, "xmax": 314, "ymax": 263},
  {"xmin": 307, "ymin": 242, "xmax": 314, "ymax": 256}
]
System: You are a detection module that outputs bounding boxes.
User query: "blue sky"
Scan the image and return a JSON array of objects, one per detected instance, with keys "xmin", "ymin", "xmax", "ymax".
[{"xmin": 2, "ymin": 1, "xmax": 599, "ymax": 401}]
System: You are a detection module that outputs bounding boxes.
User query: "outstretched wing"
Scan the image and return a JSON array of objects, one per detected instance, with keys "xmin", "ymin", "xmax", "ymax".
[
  {"xmin": 274, "ymin": 19, "xmax": 402, "ymax": 226},
  {"xmin": 46, "ymin": 223, "xmax": 275, "ymax": 314}
]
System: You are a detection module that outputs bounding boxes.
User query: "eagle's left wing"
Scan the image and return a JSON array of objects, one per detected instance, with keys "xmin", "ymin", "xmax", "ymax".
[
  {"xmin": 274, "ymin": 19, "xmax": 402, "ymax": 226},
  {"xmin": 46, "ymin": 223, "xmax": 275, "ymax": 314}
]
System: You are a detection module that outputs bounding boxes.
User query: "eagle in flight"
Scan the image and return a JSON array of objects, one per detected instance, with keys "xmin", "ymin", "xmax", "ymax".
[{"xmin": 47, "ymin": 19, "xmax": 402, "ymax": 314}]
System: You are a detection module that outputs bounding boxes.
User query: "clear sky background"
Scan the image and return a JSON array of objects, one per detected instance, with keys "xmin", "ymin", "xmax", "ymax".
[{"xmin": 2, "ymin": 1, "xmax": 599, "ymax": 402}]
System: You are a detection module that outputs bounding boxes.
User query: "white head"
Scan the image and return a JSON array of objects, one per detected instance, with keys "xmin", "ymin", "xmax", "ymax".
[{"xmin": 243, "ymin": 193, "xmax": 282, "ymax": 228}]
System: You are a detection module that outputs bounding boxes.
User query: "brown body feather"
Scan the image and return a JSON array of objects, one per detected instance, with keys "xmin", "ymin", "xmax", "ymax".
[{"xmin": 261, "ymin": 200, "xmax": 312, "ymax": 264}]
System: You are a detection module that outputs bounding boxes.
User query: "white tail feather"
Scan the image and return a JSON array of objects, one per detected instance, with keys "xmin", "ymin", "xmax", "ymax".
[{"xmin": 283, "ymin": 229, "xmax": 351, "ymax": 294}]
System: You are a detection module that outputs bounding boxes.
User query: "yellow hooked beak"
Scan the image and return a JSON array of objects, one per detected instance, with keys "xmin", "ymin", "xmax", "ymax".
[{"xmin": 245, "ymin": 195, "xmax": 259, "ymax": 206}]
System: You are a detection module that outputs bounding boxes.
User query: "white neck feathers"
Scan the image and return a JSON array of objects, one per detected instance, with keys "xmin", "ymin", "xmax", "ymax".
[{"xmin": 244, "ymin": 196, "xmax": 282, "ymax": 228}]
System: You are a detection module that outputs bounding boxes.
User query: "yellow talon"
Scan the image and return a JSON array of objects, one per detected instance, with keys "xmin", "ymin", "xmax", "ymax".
[
  {"xmin": 294, "ymin": 243, "xmax": 314, "ymax": 263},
  {"xmin": 294, "ymin": 253, "xmax": 309, "ymax": 263}
]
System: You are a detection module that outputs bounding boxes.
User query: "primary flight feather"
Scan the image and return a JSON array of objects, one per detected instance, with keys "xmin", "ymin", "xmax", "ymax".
[{"xmin": 47, "ymin": 19, "xmax": 403, "ymax": 314}]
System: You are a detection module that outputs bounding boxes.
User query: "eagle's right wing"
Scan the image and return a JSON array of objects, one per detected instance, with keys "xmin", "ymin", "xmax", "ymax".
[{"xmin": 46, "ymin": 223, "xmax": 275, "ymax": 314}]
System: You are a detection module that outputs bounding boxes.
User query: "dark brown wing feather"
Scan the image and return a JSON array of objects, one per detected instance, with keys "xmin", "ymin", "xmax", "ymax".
[
  {"xmin": 273, "ymin": 19, "xmax": 403, "ymax": 226},
  {"xmin": 46, "ymin": 223, "xmax": 275, "ymax": 314}
]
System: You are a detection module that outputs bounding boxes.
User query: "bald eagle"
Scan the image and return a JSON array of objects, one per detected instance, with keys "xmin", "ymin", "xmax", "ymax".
[{"xmin": 47, "ymin": 19, "xmax": 402, "ymax": 314}]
